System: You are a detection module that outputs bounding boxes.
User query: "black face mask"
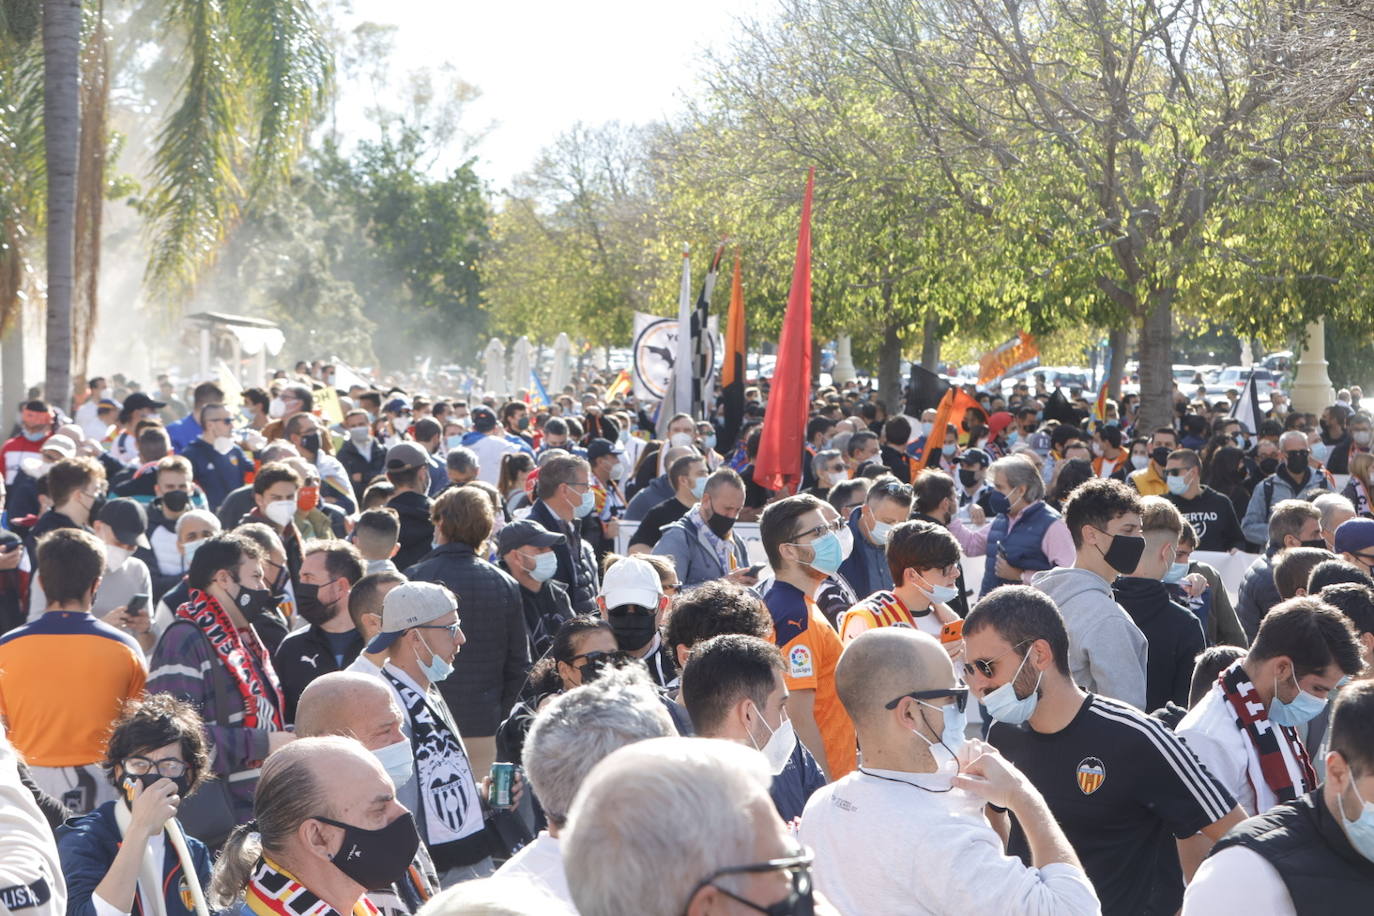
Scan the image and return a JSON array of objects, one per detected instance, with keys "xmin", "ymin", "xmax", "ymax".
[
  {"xmin": 1259, "ymin": 457, "xmax": 1279, "ymax": 476},
  {"xmin": 1300, "ymin": 538, "xmax": 1328, "ymax": 550},
  {"xmin": 160, "ymin": 489, "xmax": 190, "ymax": 513},
  {"xmin": 706, "ymin": 510, "xmax": 737, "ymax": 539},
  {"xmin": 958, "ymin": 468, "xmax": 979, "ymax": 489},
  {"xmin": 1285, "ymin": 451, "xmax": 1310, "ymax": 475},
  {"xmin": 301, "ymin": 432, "xmax": 321, "ymax": 454},
  {"xmin": 1096, "ymin": 530, "xmax": 1146, "ymax": 575},
  {"xmin": 313, "ymin": 811, "xmax": 420, "ymax": 891},
  {"xmin": 232, "ymin": 580, "xmax": 277, "ymax": 619},
  {"xmin": 125, "ymin": 770, "xmax": 190, "ymax": 799},
  {"xmin": 1150, "ymin": 446, "xmax": 1171, "ymax": 467},
  {"xmin": 294, "ymin": 581, "xmax": 338, "ymax": 627},
  {"xmin": 608, "ymin": 607, "xmax": 658, "ymax": 652}
]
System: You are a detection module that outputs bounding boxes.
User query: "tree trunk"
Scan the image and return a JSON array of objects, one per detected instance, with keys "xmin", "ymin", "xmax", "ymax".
[
  {"xmin": 1107, "ymin": 324, "xmax": 1129, "ymax": 401},
  {"xmin": 920, "ymin": 305, "xmax": 941, "ymax": 370},
  {"xmin": 1135, "ymin": 288, "xmax": 1175, "ymax": 431},
  {"xmin": 72, "ymin": 4, "xmax": 108, "ymax": 389},
  {"xmin": 878, "ymin": 316, "xmax": 902, "ymax": 414},
  {"xmin": 43, "ymin": 0, "xmax": 81, "ymax": 411}
]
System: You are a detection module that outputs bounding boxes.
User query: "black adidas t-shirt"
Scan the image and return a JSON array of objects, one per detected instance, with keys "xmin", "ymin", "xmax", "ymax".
[{"xmin": 989, "ymin": 694, "xmax": 1235, "ymax": 916}]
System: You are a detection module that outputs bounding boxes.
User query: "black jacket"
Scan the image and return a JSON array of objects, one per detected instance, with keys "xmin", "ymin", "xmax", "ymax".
[
  {"xmin": 1113, "ymin": 576, "xmax": 1205, "ymax": 712},
  {"xmin": 337, "ymin": 438, "xmax": 388, "ymax": 502},
  {"xmin": 388, "ymin": 489, "xmax": 434, "ymax": 571},
  {"xmin": 407, "ymin": 542, "xmax": 532, "ymax": 736},
  {"xmin": 528, "ymin": 500, "xmax": 600, "ymax": 615},
  {"xmin": 508, "ymin": 574, "xmax": 573, "ymax": 659},
  {"xmin": 1211, "ymin": 789, "xmax": 1374, "ymax": 913},
  {"xmin": 272, "ymin": 623, "xmax": 364, "ymax": 723}
]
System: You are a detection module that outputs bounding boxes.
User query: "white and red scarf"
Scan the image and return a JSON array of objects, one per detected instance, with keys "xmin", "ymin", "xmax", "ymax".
[
  {"xmin": 175, "ymin": 589, "xmax": 284, "ymax": 730},
  {"xmin": 1217, "ymin": 661, "xmax": 1315, "ymax": 805}
]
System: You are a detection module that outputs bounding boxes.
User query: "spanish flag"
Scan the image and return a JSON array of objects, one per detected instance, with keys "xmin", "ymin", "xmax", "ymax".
[{"xmin": 606, "ymin": 369, "xmax": 632, "ymax": 401}]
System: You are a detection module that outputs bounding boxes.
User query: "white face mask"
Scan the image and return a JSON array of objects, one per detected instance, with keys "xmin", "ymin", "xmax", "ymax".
[
  {"xmin": 669, "ymin": 432, "xmax": 694, "ymax": 448},
  {"xmin": 264, "ymin": 499, "xmax": 297, "ymax": 528},
  {"xmin": 213, "ymin": 435, "xmax": 235, "ymax": 455},
  {"xmin": 105, "ymin": 543, "xmax": 131, "ymax": 571},
  {"xmin": 748, "ymin": 704, "xmax": 796, "ymax": 774},
  {"xmin": 182, "ymin": 537, "xmax": 207, "ymax": 564},
  {"xmin": 349, "ymin": 425, "xmax": 371, "ymax": 444},
  {"xmin": 268, "ymin": 397, "xmax": 286, "ymax": 419},
  {"xmin": 609, "ymin": 462, "xmax": 624, "ymax": 481},
  {"xmin": 527, "ymin": 551, "xmax": 558, "ymax": 582}
]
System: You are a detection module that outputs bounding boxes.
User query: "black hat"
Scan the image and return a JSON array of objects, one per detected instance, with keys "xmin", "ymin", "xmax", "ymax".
[
  {"xmin": 471, "ymin": 406, "xmax": 498, "ymax": 432},
  {"xmin": 497, "ymin": 519, "xmax": 565, "ymax": 555},
  {"xmin": 585, "ymin": 438, "xmax": 622, "ymax": 462},
  {"xmin": 98, "ymin": 498, "xmax": 151, "ymax": 549},
  {"xmin": 959, "ymin": 448, "xmax": 992, "ymax": 467},
  {"xmin": 122, "ymin": 392, "xmax": 166, "ymax": 413}
]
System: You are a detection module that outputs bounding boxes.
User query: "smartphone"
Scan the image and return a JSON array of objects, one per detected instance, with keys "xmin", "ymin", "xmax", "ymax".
[
  {"xmin": 745, "ymin": 563, "xmax": 766, "ymax": 577},
  {"xmin": 126, "ymin": 593, "xmax": 150, "ymax": 616},
  {"xmin": 940, "ymin": 619, "xmax": 965, "ymax": 644}
]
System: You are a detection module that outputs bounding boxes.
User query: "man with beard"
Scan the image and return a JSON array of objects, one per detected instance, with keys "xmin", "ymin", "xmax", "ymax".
[{"xmin": 273, "ymin": 540, "xmax": 367, "ymax": 723}]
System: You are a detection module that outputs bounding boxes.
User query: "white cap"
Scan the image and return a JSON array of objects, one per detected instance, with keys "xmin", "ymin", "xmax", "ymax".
[
  {"xmin": 41, "ymin": 435, "xmax": 76, "ymax": 459},
  {"xmin": 599, "ymin": 556, "xmax": 664, "ymax": 610},
  {"xmin": 366, "ymin": 581, "xmax": 458, "ymax": 652}
]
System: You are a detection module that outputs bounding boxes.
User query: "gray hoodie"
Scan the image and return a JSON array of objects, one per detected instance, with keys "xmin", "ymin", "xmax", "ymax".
[{"xmin": 1032, "ymin": 566, "xmax": 1148, "ymax": 709}]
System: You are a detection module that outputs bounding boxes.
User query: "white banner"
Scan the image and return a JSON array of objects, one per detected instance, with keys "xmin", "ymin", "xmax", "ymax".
[{"xmin": 1191, "ymin": 551, "xmax": 1261, "ymax": 605}]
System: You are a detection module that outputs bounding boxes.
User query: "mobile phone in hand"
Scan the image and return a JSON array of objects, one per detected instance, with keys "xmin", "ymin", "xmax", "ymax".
[{"xmin": 126, "ymin": 593, "xmax": 150, "ymax": 616}]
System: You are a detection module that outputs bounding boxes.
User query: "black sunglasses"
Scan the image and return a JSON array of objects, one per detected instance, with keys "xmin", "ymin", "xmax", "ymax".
[
  {"xmin": 884, "ymin": 687, "xmax": 969, "ymax": 712},
  {"xmin": 686, "ymin": 850, "xmax": 815, "ymax": 916},
  {"xmin": 963, "ymin": 639, "xmax": 1033, "ymax": 680}
]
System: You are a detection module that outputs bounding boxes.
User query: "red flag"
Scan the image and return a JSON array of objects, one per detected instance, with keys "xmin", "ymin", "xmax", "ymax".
[{"xmin": 755, "ymin": 168, "xmax": 815, "ymax": 494}]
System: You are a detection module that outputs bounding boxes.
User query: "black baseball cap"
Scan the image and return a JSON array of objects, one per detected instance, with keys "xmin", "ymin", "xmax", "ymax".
[
  {"xmin": 585, "ymin": 438, "xmax": 622, "ymax": 462},
  {"xmin": 98, "ymin": 498, "xmax": 151, "ymax": 549},
  {"xmin": 471, "ymin": 406, "xmax": 498, "ymax": 432},
  {"xmin": 497, "ymin": 519, "xmax": 565, "ymax": 555}
]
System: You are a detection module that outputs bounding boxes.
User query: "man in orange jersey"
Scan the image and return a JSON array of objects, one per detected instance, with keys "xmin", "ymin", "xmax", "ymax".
[
  {"xmin": 760, "ymin": 494, "xmax": 856, "ymax": 780},
  {"xmin": 0, "ymin": 528, "xmax": 146, "ymax": 814}
]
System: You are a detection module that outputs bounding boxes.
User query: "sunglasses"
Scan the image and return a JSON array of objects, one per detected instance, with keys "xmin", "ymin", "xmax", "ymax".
[
  {"xmin": 885, "ymin": 687, "xmax": 969, "ymax": 712},
  {"xmin": 687, "ymin": 850, "xmax": 815, "ymax": 916},
  {"xmin": 963, "ymin": 639, "xmax": 1033, "ymax": 680}
]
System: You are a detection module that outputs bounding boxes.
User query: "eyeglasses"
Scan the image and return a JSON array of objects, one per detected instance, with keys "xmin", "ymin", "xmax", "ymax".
[
  {"xmin": 416, "ymin": 620, "xmax": 462, "ymax": 638},
  {"xmin": 963, "ymin": 639, "xmax": 1033, "ymax": 679},
  {"xmin": 885, "ymin": 687, "xmax": 969, "ymax": 712},
  {"xmin": 790, "ymin": 517, "xmax": 846, "ymax": 543},
  {"xmin": 1164, "ymin": 468, "xmax": 1189, "ymax": 477},
  {"xmin": 123, "ymin": 756, "xmax": 189, "ymax": 778},
  {"xmin": 687, "ymin": 850, "xmax": 815, "ymax": 916}
]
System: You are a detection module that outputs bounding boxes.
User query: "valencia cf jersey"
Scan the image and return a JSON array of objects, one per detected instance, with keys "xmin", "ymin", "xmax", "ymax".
[{"xmin": 988, "ymin": 694, "xmax": 1234, "ymax": 916}]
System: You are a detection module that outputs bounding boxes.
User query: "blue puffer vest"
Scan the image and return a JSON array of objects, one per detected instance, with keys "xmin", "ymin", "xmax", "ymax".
[{"xmin": 980, "ymin": 500, "xmax": 1061, "ymax": 597}]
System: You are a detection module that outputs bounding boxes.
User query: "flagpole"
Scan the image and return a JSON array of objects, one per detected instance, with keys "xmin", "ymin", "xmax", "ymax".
[{"xmin": 675, "ymin": 244, "xmax": 693, "ymax": 418}]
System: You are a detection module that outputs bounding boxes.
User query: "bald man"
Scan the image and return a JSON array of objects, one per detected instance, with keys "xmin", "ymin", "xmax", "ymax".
[
  {"xmin": 295, "ymin": 673, "xmax": 438, "ymax": 915},
  {"xmin": 799, "ymin": 629, "xmax": 1098, "ymax": 915}
]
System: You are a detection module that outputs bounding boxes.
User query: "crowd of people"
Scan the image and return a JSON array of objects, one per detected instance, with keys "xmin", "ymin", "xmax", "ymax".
[{"xmin": 2, "ymin": 359, "xmax": 1374, "ymax": 915}]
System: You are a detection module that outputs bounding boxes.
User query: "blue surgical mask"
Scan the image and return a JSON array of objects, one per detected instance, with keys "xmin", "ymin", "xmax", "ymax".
[
  {"xmin": 942, "ymin": 444, "xmax": 957, "ymax": 457},
  {"xmin": 870, "ymin": 519, "xmax": 893, "ymax": 545},
  {"xmin": 413, "ymin": 632, "xmax": 454, "ymax": 683},
  {"xmin": 1166, "ymin": 474, "xmax": 1189, "ymax": 496},
  {"xmin": 914, "ymin": 572, "xmax": 959, "ymax": 605},
  {"xmin": 529, "ymin": 551, "xmax": 558, "ymax": 582},
  {"xmin": 445, "ymin": 434, "xmax": 464, "ymax": 450},
  {"xmin": 574, "ymin": 487, "xmax": 596, "ymax": 518},
  {"xmin": 372, "ymin": 737, "xmax": 414, "ymax": 788},
  {"xmin": 1338, "ymin": 778, "xmax": 1374, "ymax": 864},
  {"xmin": 800, "ymin": 530, "xmax": 847, "ymax": 576},
  {"xmin": 921, "ymin": 422, "xmax": 933, "ymax": 437},
  {"xmin": 983, "ymin": 652, "xmax": 1043, "ymax": 725},
  {"xmin": 691, "ymin": 477, "xmax": 707, "ymax": 500},
  {"xmin": 1312, "ymin": 441, "xmax": 1332, "ymax": 465},
  {"xmin": 913, "ymin": 699, "xmax": 966, "ymax": 769},
  {"xmin": 1269, "ymin": 671, "xmax": 1328, "ymax": 726},
  {"xmin": 1162, "ymin": 561, "xmax": 1190, "ymax": 584},
  {"xmin": 703, "ymin": 435, "xmax": 717, "ymax": 451}
]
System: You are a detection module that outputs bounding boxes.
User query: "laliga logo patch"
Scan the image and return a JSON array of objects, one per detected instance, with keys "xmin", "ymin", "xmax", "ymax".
[
  {"xmin": 1076, "ymin": 757, "xmax": 1106, "ymax": 795},
  {"xmin": 788, "ymin": 645, "xmax": 814, "ymax": 678}
]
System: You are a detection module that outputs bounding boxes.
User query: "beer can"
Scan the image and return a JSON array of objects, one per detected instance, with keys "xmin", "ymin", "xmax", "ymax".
[{"xmin": 489, "ymin": 762, "xmax": 515, "ymax": 808}]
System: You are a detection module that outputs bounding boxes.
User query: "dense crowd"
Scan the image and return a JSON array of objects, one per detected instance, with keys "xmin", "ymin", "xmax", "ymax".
[{"xmin": 2, "ymin": 360, "xmax": 1374, "ymax": 916}]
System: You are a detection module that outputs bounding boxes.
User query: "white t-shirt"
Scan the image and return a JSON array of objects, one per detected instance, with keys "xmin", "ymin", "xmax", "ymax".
[
  {"xmin": 798, "ymin": 767, "xmax": 1099, "ymax": 916},
  {"xmin": 1178, "ymin": 684, "xmax": 1311, "ymax": 815},
  {"xmin": 0, "ymin": 723, "xmax": 66, "ymax": 916},
  {"xmin": 28, "ymin": 556, "xmax": 153, "ymax": 623},
  {"xmin": 469, "ymin": 435, "xmax": 521, "ymax": 485},
  {"xmin": 1181, "ymin": 845, "xmax": 1295, "ymax": 915},
  {"xmin": 493, "ymin": 832, "xmax": 576, "ymax": 913}
]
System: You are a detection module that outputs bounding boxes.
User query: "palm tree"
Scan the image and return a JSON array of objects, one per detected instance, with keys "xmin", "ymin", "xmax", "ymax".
[{"xmin": 2, "ymin": 0, "xmax": 332, "ymax": 410}]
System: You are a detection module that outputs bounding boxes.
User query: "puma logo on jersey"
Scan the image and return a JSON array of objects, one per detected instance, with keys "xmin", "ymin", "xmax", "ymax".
[{"xmin": 302, "ymin": 653, "xmax": 320, "ymax": 669}]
